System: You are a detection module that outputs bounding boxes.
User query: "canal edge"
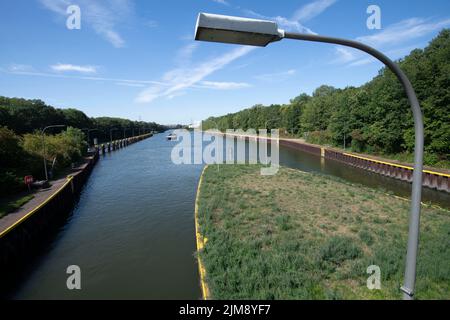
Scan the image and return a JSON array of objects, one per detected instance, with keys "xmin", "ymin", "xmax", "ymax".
[
  {"xmin": 0, "ymin": 176, "xmax": 74, "ymax": 239},
  {"xmin": 194, "ymin": 164, "xmax": 211, "ymax": 300}
]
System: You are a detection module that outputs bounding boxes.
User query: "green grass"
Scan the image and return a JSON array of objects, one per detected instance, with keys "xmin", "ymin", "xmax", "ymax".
[
  {"xmin": 197, "ymin": 165, "xmax": 450, "ymax": 299},
  {"xmin": 0, "ymin": 194, "xmax": 34, "ymax": 219}
]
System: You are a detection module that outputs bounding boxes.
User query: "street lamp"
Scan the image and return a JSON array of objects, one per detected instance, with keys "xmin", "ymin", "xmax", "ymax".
[
  {"xmin": 41, "ymin": 125, "xmax": 66, "ymax": 181},
  {"xmin": 123, "ymin": 127, "xmax": 131, "ymax": 139},
  {"xmin": 110, "ymin": 128, "xmax": 118, "ymax": 143},
  {"xmin": 195, "ymin": 12, "xmax": 424, "ymax": 300},
  {"xmin": 81, "ymin": 128, "xmax": 101, "ymax": 146}
]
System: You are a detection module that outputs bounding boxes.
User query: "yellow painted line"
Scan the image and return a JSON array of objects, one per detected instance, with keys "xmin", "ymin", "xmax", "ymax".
[
  {"xmin": 343, "ymin": 153, "xmax": 450, "ymax": 178},
  {"xmin": 0, "ymin": 176, "xmax": 74, "ymax": 239},
  {"xmin": 194, "ymin": 165, "xmax": 211, "ymax": 300}
]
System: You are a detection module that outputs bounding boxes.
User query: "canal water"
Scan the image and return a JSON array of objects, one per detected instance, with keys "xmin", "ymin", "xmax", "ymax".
[{"xmin": 9, "ymin": 132, "xmax": 449, "ymax": 299}]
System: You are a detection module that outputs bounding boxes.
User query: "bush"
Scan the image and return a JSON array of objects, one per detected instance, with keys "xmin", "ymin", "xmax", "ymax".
[
  {"xmin": 0, "ymin": 171, "xmax": 22, "ymax": 195},
  {"xmin": 0, "ymin": 126, "xmax": 24, "ymax": 168},
  {"xmin": 22, "ymin": 127, "xmax": 87, "ymax": 169},
  {"xmin": 306, "ymin": 130, "xmax": 332, "ymax": 145}
]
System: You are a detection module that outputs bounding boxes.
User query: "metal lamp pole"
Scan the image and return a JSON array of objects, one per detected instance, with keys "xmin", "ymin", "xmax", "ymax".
[
  {"xmin": 110, "ymin": 128, "xmax": 118, "ymax": 144},
  {"xmin": 89, "ymin": 129, "xmax": 103, "ymax": 146},
  {"xmin": 283, "ymin": 32, "xmax": 424, "ymax": 300},
  {"xmin": 194, "ymin": 13, "xmax": 424, "ymax": 300},
  {"xmin": 41, "ymin": 125, "xmax": 66, "ymax": 181},
  {"xmin": 123, "ymin": 128, "xmax": 130, "ymax": 139}
]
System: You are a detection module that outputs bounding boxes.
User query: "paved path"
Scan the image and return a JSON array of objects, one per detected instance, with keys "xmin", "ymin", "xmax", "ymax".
[{"xmin": 0, "ymin": 157, "xmax": 91, "ymax": 235}]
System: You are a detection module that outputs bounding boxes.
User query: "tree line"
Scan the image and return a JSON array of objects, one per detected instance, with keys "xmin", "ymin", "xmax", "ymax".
[
  {"xmin": 0, "ymin": 97, "xmax": 168, "ymax": 143},
  {"xmin": 0, "ymin": 98, "xmax": 168, "ymax": 196},
  {"xmin": 203, "ymin": 29, "xmax": 450, "ymax": 168}
]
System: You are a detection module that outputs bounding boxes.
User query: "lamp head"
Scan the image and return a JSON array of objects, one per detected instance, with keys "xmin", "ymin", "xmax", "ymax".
[{"xmin": 195, "ymin": 13, "xmax": 284, "ymax": 47}]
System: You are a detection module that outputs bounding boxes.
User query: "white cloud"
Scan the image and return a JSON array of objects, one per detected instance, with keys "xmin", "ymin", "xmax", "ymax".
[
  {"xmin": 211, "ymin": 0, "xmax": 229, "ymax": 6},
  {"xmin": 115, "ymin": 82, "xmax": 147, "ymax": 88},
  {"xmin": 347, "ymin": 44, "xmax": 427, "ymax": 67},
  {"xmin": 292, "ymin": 0, "xmax": 336, "ymax": 22},
  {"xmin": 39, "ymin": 0, "xmax": 69, "ymax": 14},
  {"xmin": 333, "ymin": 47, "xmax": 357, "ymax": 63},
  {"xmin": 176, "ymin": 43, "xmax": 199, "ymax": 65},
  {"xmin": 244, "ymin": 0, "xmax": 336, "ymax": 33},
  {"xmin": 334, "ymin": 17, "xmax": 450, "ymax": 67},
  {"xmin": 8, "ymin": 64, "xmax": 35, "ymax": 72},
  {"xmin": 198, "ymin": 81, "xmax": 251, "ymax": 90},
  {"xmin": 51, "ymin": 63, "xmax": 97, "ymax": 73},
  {"xmin": 135, "ymin": 46, "xmax": 255, "ymax": 103},
  {"xmin": 254, "ymin": 69, "xmax": 296, "ymax": 82},
  {"xmin": 143, "ymin": 20, "xmax": 158, "ymax": 28},
  {"xmin": 356, "ymin": 17, "xmax": 450, "ymax": 47},
  {"xmin": 39, "ymin": 0, "xmax": 136, "ymax": 48},
  {"xmin": 3, "ymin": 67, "xmax": 165, "ymax": 86}
]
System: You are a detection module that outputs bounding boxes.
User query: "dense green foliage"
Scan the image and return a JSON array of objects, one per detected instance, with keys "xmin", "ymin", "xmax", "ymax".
[
  {"xmin": 0, "ymin": 96, "xmax": 167, "ymax": 142},
  {"xmin": 203, "ymin": 30, "xmax": 450, "ymax": 168},
  {"xmin": 197, "ymin": 165, "xmax": 450, "ymax": 299},
  {"xmin": 0, "ymin": 126, "xmax": 87, "ymax": 195}
]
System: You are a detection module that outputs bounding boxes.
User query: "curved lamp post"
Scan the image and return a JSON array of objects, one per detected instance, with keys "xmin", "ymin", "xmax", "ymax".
[
  {"xmin": 194, "ymin": 12, "xmax": 424, "ymax": 300},
  {"xmin": 42, "ymin": 125, "xmax": 66, "ymax": 181}
]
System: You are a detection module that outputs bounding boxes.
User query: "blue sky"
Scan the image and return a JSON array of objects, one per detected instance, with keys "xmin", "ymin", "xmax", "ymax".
[{"xmin": 1, "ymin": 0, "xmax": 449, "ymax": 125}]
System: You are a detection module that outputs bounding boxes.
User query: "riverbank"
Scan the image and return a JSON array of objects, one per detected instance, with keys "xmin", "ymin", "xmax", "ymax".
[
  {"xmin": 0, "ymin": 153, "xmax": 94, "ymax": 236},
  {"xmin": 196, "ymin": 164, "xmax": 450, "ymax": 299},
  {"xmin": 0, "ymin": 133, "xmax": 153, "ymax": 222},
  {"xmin": 9, "ymin": 131, "xmax": 201, "ymax": 299},
  {"xmin": 209, "ymin": 131, "xmax": 450, "ymax": 193}
]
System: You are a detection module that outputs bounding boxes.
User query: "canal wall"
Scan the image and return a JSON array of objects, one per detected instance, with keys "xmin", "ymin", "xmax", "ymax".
[
  {"xmin": 98, "ymin": 133, "xmax": 152, "ymax": 154},
  {"xmin": 282, "ymin": 139, "xmax": 450, "ymax": 193},
  {"xmin": 0, "ymin": 152, "xmax": 98, "ymax": 271},
  {"xmin": 215, "ymin": 132, "xmax": 450, "ymax": 193},
  {"xmin": 0, "ymin": 133, "xmax": 154, "ymax": 273},
  {"xmin": 194, "ymin": 165, "xmax": 210, "ymax": 300}
]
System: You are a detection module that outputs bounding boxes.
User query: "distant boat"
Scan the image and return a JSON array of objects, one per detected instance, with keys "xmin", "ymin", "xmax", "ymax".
[{"xmin": 166, "ymin": 133, "xmax": 177, "ymax": 141}]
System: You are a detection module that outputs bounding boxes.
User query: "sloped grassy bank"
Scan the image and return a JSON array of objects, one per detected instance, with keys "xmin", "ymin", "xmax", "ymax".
[{"xmin": 196, "ymin": 165, "xmax": 450, "ymax": 299}]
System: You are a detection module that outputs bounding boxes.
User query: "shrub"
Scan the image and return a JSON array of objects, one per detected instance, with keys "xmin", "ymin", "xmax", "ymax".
[
  {"xmin": 0, "ymin": 126, "xmax": 24, "ymax": 168},
  {"xmin": 306, "ymin": 130, "xmax": 332, "ymax": 145},
  {"xmin": 22, "ymin": 127, "xmax": 87, "ymax": 169},
  {"xmin": 0, "ymin": 171, "xmax": 22, "ymax": 195}
]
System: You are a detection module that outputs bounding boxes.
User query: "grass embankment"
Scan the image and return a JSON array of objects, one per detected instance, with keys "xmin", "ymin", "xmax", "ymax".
[
  {"xmin": 196, "ymin": 165, "xmax": 450, "ymax": 299},
  {"xmin": 0, "ymin": 194, "xmax": 34, "ymax": 219}
]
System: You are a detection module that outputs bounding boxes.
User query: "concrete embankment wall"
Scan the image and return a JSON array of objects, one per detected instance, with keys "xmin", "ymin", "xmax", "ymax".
[
  {"xmin": 98, "ymin": 133, "xmax": 152, "ymax": 154},
  {"xmin": 0, "ymin": 133, "xmax": 153, "ymax": 272},
  {"xmin": 280, "ymin": 139, "xmax": 450, "ymax": 193},
  {"xmin": 0, "ymin": 152, "xmax": 98, "ymax": 270},
  {"xmin": 216, "ymin": 132, "xmax": 449, "ymax": 193}
]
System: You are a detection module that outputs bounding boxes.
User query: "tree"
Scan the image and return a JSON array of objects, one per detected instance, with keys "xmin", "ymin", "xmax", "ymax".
[{"xmin": 200, "ymin": 29, "xmax": 450, "ymax": 167}]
